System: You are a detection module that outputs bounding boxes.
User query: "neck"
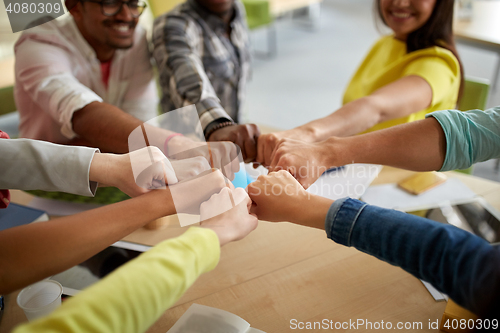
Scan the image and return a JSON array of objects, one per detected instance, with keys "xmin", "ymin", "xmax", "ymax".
[
  {"xmin": 219, "ymin": 9, "xmax": 233, "ymax": 24},
  {"xmin": 93, "ymin": 47, "xmax": 115, "ymax": 62}
]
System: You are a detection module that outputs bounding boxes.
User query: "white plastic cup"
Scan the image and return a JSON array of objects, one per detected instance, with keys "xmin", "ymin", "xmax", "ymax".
[{"xmin": 17, "ymin": 280, "xmax": 63, "ymax": 321}]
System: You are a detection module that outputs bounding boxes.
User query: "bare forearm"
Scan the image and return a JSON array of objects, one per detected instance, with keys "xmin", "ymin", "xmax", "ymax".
[
  {"xmin": 298, "ymin": 97, "xmax": 382, "ymax": 141},
  {"xmin": 0, "ymin": 190, "xmax": 175, "ymax": 294},
  {"xmin": 298, "ymin": 76, "xmax": 433, "ymax": 142},
  {"xmin": 331, "ymin": 117, "xmax": 446, "ymax": 171},
  {"xmin": 295, "ymin": 195, "xmax": 334, "ymax": 230},
  {"xmin": 72, "ymin": 102, "xmax": 143, "ymax": 153}
]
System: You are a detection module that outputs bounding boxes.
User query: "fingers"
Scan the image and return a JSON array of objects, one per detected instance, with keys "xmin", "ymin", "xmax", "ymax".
[
  {"xmin": 200, "ymin": 187, "xmax": 250, "ymax": 221},
  {"xmin": 169, "ymin": 168, "xmax": 228, "ymax": 215},
  {"xmin": 242, "ymin": 124, "xmax": 260, "ymax": 163},
  {"xmin": 170, "ymin": 156, "xmax": 211, "ymax": 182},
  {"xmin": 257, "ymin": 134, "xmax": 280, "ymax": 166},
  {"xmin": 129, "ymin": 147, "xmax": 178, "ymax": 190}
]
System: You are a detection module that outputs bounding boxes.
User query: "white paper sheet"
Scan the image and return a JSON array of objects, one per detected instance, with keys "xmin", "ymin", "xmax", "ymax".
[
  {"xmin": 307, "ymin": 164, "xmax": 382, "ymax": 200},
  {"xmin": 361, "ymin": 178, "xmax": 477, "ymax": 212},
  {"xmin": 421, "ymin": 280, "xmax": 448, "ymax": 302}
]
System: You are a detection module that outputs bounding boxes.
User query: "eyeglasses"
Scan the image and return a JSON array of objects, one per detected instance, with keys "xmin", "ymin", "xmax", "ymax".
[{"xmin": 82, "ymin": 0, "xmax": 147, "ymax": 18}]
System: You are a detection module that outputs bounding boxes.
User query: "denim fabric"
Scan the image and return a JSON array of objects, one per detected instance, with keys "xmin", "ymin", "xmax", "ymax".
[
  {"xmin": 325, "ymin": 198, "xmax": 500, "ymax": 317},
  {"xmin": 426, "ymin": 107, "xmax": 500, "ymax": 171}
]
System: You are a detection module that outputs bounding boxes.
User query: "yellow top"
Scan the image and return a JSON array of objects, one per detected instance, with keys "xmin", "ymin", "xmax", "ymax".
[
  {"xmin": 13, "ymin": 227, "xmax": 220, "ymax": 333},
  {"xmin": 343, "ymin": 35, "xmax": 461, "ymax": 133}
]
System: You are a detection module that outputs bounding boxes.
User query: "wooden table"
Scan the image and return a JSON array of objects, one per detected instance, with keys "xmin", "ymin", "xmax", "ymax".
[
  {"xmin": 453, "ymin": 0, "xmax": 500, "ymax": 92},
  {"xmin": 2, "ymin": 167, "xmax": 499, "ymax": 332}
]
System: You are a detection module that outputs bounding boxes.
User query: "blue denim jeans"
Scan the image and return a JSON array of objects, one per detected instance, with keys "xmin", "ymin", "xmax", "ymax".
[{"xmin": 325, "ymin": 198, "xmax": 500, "ymax": 317}]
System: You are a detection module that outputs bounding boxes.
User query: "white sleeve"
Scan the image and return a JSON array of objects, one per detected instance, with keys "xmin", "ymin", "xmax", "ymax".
[
  {"xmin": 15, "ymin": 39, "xmax": 103, "ymax": 139},
  {"xmin": 0, "ymin": 139, "xmax": 99, "ymax": 196}
]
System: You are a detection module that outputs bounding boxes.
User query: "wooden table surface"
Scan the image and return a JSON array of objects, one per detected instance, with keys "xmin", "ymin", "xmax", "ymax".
[{"xmin": 2, "ymin": 167, "xmax": 499, "ymax": 332}]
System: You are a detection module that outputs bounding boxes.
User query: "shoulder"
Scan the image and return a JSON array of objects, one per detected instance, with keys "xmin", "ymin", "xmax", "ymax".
[
  {"xmin": 407, "ymin": 46, "xmax": 460, "ymax": 73},
  {"xmin": 153, "ymin": 3, "xmax": 199, "ymax": 35},
  {"xmin": 15, "ymin": 17, "xmax": 67, "ymax": 48}
]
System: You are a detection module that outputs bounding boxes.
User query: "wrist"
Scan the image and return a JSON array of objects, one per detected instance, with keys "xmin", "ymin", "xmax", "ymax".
[
  {"xmin": 323, "ymin": 137, "xmax": 350, "ymax": 166},
  {"xmin": 200, "ymin": 225, "xmax": 230, "ymax": 247},
  {"xmin": 89, "ymin": 152, "xmax": 116, "ymax": 186},
  {"xmin": 144, "ymin": 189, "xmax": 176, "ymax": 217},
  {"xmin": 164, "ymin": 133, "xmax": 184, "ymax": 157},
  {"xmin": 295, "ymin": 125, "xmax": 318, "ymax": 143},
  {"xmin": 295, "ymin": 194, "xmax": 333, "ymax": 229},
  {"xmin": 206, "ymin": 120, "xmax": 235, "ymax": 141}
]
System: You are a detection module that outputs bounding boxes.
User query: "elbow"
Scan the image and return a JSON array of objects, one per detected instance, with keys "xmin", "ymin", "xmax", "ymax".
[{"xmin": 360, "ymin": 96, "xmax": 384, "ymax": 128}]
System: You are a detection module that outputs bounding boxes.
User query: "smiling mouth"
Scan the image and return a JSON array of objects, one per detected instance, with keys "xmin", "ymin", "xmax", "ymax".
[
  {"xmin": 104, "ymin": 21, "xmax": 136, "ymax": 34},
  {"xmin": 391, "ymin": 11, "xmax": 412, "ymax": 19},
  {"xmin": 112, "ymin": 23, "xmax": 131, "ymax": 33}
]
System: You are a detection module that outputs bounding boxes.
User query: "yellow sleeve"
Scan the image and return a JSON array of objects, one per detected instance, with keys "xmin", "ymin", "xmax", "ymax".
[
  {"xmin": 13, "ymin": 227, "xmax": 220, "ymax": 333},
  {"xmin": 402, "ymin": 48, "xmax": 460, "ymax": 108}
]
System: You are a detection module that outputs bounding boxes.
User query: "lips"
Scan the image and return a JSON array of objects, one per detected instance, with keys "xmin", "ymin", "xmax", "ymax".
[
  {"xmin": 391, "ymin": 11, "xmax": 412, "ymax": 19},
  {"xmin": 104, "ymin": 20, "xmax": 136, "ymax": 36},
  {"xmin": 112, "ymin": 23, "xmax": 131, "ymax": 33}
]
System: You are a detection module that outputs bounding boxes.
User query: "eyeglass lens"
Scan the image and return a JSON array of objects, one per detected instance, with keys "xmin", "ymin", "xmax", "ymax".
[{"xmin": 102, "ymin": 1, "xmax": 145, "ymax": 17}]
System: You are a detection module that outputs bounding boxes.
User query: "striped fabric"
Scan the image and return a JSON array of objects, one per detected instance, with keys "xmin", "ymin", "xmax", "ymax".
[{"xmin": 153, "ymin": 0, "xmax": 251, "ymax": 134}]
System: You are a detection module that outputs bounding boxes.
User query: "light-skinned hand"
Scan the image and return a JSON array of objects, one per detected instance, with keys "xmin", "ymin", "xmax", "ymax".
[
  {"xmin": 169, "ymin": 141, "xmax": 241, "ymax": 181},
  {"xmin": 200, "ymin": 187, "xmax": 258, "ymax": 246},
  {"xmin": 256, "ymin": 127, "xmax": 315, "ymax": 167},
  {"xmin": 90, "ymin": 147, "xmax": 177, "ymax": 197},
  {"xmin": 247, "ymin": 170, "xmax": 332, "ymax": 228},
  {"xmin": 169, "ymin": 168, "xmax": 233, "ymax": 215},
  {"xmin": 269, "ymin": 138, "xmax": 340, "ymax": 188}
]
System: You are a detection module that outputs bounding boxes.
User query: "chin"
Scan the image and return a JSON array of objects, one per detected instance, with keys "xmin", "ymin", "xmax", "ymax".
[{"xmin": 109, "ymin": 41, "xmax": 134, "ymax": 50}]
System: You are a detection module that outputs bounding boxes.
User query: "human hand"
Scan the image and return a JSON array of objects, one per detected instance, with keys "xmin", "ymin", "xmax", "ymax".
[
  {"xmin": 268, "ymin": 138, "xmax": 338, "ymax": 188},
  {"xmin": 90, "ymin": 147, "xmax": 177, "ymax": 197},
  {"xmin": 247, "ymin": 170, "xmax": 309, "ymax": 222},
  {"xmin": 200, "ymin": 187, "xmax": 258, "ymax": 246},
  {"xmin": 169, "ymin": 141, "xmax": 241, "ymax": 181},
  {"xmin": 247, "ymin": 170, "xmax": 333, "ymax": 228},
  {"xmin": 169, "ymin": 168, "xmax": 233, "ymax": 215},
  {"xmin": 208, "ymin": 124, "xmax": 260, "ymax": 163},
  {"xmin": 170, "ymin": 156, "xmax": 211, "ymax": 182},
  {"xmin": 256, "ymin": 128, "xmax": 314, "ymax": 167}
]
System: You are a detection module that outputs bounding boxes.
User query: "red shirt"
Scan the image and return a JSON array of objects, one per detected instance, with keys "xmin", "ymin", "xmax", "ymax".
[{"xmin": 100, "ymin": 60, "xmax": 112, "ymax": 89}]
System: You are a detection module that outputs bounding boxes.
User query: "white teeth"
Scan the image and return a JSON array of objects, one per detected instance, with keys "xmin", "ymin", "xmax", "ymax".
[
  {"xmin": 392, "ymin": 12, "xmax": 410, "ymax": 18},
  {"xmin": 113, "ymin": 24, "xmax": 130, "ymax": 32}
]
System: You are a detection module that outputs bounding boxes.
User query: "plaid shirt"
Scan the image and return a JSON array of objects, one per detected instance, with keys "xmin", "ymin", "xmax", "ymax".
[{"xmin": 153, "ymin": 0, "xmax": 251, "ymax": 135}]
